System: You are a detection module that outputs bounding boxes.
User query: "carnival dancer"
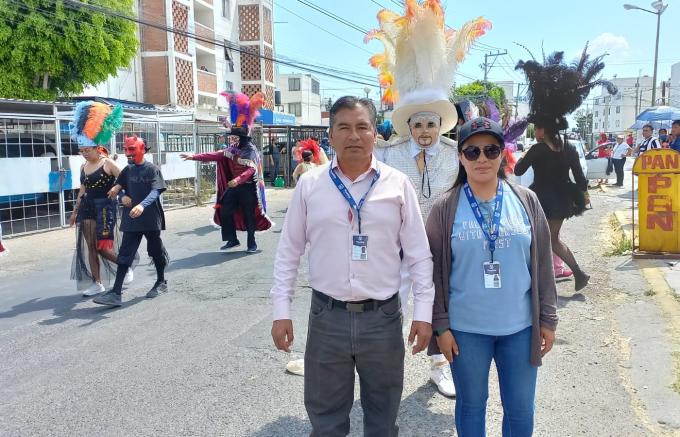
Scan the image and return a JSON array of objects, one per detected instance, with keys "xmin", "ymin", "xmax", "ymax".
[
  {"xmin": 68, "ymin": 101, "xmax": 133, "ymax": 296},
  {"xmin": 514, "ymin": 45, "xmax": 617, "ymax": 292},
  {"xmin": 293, "ymin": 137, "xmax": 329, "ymax": 166},
  {"xmin": 368, "ymin": 0, "xmax": 491, "ymax": 398},
  {"xmin": 94, "ymin": 136, "xmax": 169, "ymax": 307},
  {"xmin": 292, "ymin": 150, "xmax": 317, "ymax": 184},
  {"xmin": 215, "ymin": 91, "xmax": 273, "ymax": 253}
]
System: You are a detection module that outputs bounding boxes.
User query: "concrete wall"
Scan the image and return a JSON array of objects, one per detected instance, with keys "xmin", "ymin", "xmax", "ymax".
[{"xmin": 277, "ymin": 73, "xmax": 322, "ymax": 125}]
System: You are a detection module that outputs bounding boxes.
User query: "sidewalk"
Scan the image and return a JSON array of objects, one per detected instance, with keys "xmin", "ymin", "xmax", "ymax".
[{"xmin": 612, "ymin": 209, "xmax": 680, "ymax": 430}]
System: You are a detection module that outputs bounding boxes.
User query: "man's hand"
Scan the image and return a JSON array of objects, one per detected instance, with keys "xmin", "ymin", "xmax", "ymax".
[
  {"xmin": 107, "ymin": 186, "xmax": 120, "ymax": 199},
  {"xmin": 129, "ymin": 205, "xmax": 144, "ymax": 218},
  {"xmin": 228, "ymin": 179, "xmax": 238, "ymax": 188},
  {"xmin": 179, "ymin": 153, "xmax": 193, "ymax": 161},
  {"xmin": 272, "ymin": 319, "xmax": 294, "ymax": 352},
  {"xmin": 68, "ymin": 213, "xmax": 77, "ymax": 227},
  {"xmin": 540, "ymin": 326, "xmax": 555, "ymax": 357},
  {"xmin": 435, "ymin": 330, "xmax": 459, "ymax": 363},
  {"xmin": 407, "ymin": 321, "xmax": 432, "ymax": 355},
  {"xmin": 121, "ymin": 196, "xmax": 132, "ymax": 207}
]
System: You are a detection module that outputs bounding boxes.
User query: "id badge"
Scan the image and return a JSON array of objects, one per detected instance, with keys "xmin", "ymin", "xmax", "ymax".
[
  {"xmin": 483, "ymin": 261, "xmax": 501, "ymax": 289},
  {"xmin": 352, "ymin": 235, "xmax": 368, "ymax": 261}
]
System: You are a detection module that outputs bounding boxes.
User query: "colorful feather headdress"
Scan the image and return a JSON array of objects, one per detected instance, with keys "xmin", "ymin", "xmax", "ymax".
[
  {"xmin": 69, "ymin": 101, "xmax": 124, "ymax": 148},
  {"xmin": 515, "ymin": 43, "xmax": 618, "ymax": 131},
  {"xmin": 219, "ymin": 91, "xmax": 265, "ymax": 130},
  {"xmin": 365, "ymin": 0, "xmax": 491, "ymax": 135}
]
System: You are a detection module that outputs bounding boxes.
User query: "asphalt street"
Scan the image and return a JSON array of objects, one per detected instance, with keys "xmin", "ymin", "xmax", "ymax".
[{"xmin": 1, "ymin": 164, "xmax": 679, "ymax": 436}]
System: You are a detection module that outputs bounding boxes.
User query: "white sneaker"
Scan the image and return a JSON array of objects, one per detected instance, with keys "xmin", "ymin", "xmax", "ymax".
[
  {"xmin": 285, "ymin": 359, "xmax": 304, "ymax": 376},
  {"xmin": 431, "ymin": 360, "xmax": 456, "ymax": 398},
  {"xmin": 82, "ymin": 282, "xmax": 105, "ymax": 297},
  {"xmin": 123, "ymin": 269, "xmax": 134, "ymax": 285}
]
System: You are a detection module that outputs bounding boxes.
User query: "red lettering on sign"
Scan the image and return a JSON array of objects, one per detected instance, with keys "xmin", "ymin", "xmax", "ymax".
[
  {"xmin": 641, "ymin": 155, "xmax": 653, "ymax": 169},
  {"xmin": 665, "ymin": 154, "xmax": 680, "ymax": 170},
  {"xmin": 648, "ymin": 175, "xmax": 672, "ymax": 193},
  {"xmin": 646, "ymin": 194, "xmax": 674, "ymax": 231},
  {"xmin": 652, "ymin": 155, "xmax": 665, "ymax": 169}
]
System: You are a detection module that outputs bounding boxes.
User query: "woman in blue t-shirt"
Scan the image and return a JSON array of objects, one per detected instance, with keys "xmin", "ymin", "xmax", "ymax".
[{"xmin": 425, "ymin": 117, "xmax": 558, "ymax": 437}]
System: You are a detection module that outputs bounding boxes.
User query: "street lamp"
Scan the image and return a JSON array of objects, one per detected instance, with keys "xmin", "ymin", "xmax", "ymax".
[
  {"xmin": 363, "ymin": 87, "xmax": 371, "ymax": 99},
  {"xmin": 623, "ymin": 1, "xmax": 669, "ymax": 107}
]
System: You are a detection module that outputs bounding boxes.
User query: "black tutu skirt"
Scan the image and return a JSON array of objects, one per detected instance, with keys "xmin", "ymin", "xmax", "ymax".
[{"xmin": 531, "ymin": 182, "xmax": 587, "ymax": 220}]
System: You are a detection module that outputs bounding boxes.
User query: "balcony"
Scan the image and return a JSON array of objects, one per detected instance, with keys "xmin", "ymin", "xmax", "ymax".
[
  {"xmin": 198, "ymin": 70, "xmax": 217, "ymax": 94},
  {"xmin": 195, "ymin": 22, "xmax": 215, "ymax": 50}
]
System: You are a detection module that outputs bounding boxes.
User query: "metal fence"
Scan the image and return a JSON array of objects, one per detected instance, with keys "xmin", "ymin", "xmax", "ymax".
[{"xmin": 0, "ymin": 100, "xmax": 330, "ymax": 237}]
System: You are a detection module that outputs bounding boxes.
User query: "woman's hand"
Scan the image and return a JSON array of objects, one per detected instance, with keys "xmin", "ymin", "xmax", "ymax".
[
  {"xmin": 68, "ymin": 213, "xmax": 77, "ymax": 227},
  {"xmin": 435, "ymin": 330, "xmax": 460, "ymax": 363},
  {"xmin": 540, "ymin": 327, "xmax": 555, "ymax": 357}
]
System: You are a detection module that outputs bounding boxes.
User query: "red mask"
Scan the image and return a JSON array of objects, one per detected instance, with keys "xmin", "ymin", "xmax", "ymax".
[{"xmin": 124, "ymin": 136, "xmax": 146, "ymax": 164}]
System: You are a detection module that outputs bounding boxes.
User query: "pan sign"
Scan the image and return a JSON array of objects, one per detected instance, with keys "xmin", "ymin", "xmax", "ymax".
[{"xmin": 633, "ymin": 149, "xmax": 680, "ymax": 253}]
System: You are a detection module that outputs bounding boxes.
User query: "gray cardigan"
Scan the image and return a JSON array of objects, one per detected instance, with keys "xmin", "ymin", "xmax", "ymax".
[{"xmin": 425, "ymin": 181, "xmax": 558, "ymax": 366}]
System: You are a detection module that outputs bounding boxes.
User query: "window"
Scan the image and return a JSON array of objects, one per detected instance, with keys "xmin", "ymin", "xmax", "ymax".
[
  {"xmin": 225, "ymin": 81, "xmax": 233, "ymax": 91},
  {"xmin": 616, "ymin": 93, "xmax": 622, "ymax": 100},
  {"xmin": 224, "ymin": 43, "xmax": 234, "ymax": 72},
  {"xmin": 616, "ymin": 106, "xmax": 620, "ymax": 114},
  {"xmin": 222, "ymin": 0, "xmax": 230, "ymax": 19},
  {"xmin": 595, "ymin": 110, "xmax": 598, "ymax": 117},
  {"xmin": 288, "ymin": 102, "xmax": 302, "ymax": 117},
  {"xmin": 605, "ymin": 96, "xmax": 611, "ymax": 103},
  {"xmin": 263, "ymin": 6, "xmax": 271, "ymax": 22},
  {"xmin": 595, "ymin": 122, "xmax": 598, "ymax": 129},
  {"xmin": 616, "ymin": 120, "xmax": 620, "ymax": 127},
  {"xmin": 608, "ymin": 107, "xmax": 611, "ymax": 115},
  {"xmin": 288, "ymin": 77, "xmax": 301, "ymax": 91},
  {"xmin": 311, "ymin": 79, "xmax": 320, "ymax": 95},
  {"xmin": 595, "ymin": 98, "xmax": 599, "ymax": 104}
]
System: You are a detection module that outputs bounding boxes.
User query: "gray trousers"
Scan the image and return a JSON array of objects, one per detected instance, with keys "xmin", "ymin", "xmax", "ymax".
[{"xmin": 304, "ymin": 292, "xmax": 405, "ymax": 437}]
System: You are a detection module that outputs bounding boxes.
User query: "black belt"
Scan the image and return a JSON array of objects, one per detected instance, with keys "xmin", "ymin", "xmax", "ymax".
[{"xmin": 312, "ymin": 290, "xmax": 398, "ymax": 313}]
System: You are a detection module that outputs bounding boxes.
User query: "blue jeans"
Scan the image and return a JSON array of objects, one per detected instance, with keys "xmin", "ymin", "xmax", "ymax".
[{"xmin": 450, "ymin": 326, "xmax": 537, "ymax": 437}]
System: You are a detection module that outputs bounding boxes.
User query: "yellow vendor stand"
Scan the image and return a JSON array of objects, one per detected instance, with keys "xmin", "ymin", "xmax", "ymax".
[{"xmin": 632, "ymin": 148, "xmax": 680, "ymax": 258}]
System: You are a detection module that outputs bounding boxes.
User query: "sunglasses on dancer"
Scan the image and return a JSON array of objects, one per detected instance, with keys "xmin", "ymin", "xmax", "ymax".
[{"xmin": 461, "ymin": 144, "xmax": 502, "ymax": 161}]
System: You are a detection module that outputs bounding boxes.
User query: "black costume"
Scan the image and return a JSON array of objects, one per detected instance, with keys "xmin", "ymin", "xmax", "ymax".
[
  {"xmin": 71, "ymin": 165, "xmax": 118, "ymax": 291},
  {"xmin": 115, "ymin": 162, "xmax": 168, "ymax": 275},
  {"xmin": 514, "ymin": 143, "xmax": 587, "ymax": 219}
]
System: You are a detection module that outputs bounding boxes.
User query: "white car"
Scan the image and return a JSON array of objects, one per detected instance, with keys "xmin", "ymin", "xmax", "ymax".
[{"xmin": 508, "ymin": 139, "xmax": 605, "ymax": 187}]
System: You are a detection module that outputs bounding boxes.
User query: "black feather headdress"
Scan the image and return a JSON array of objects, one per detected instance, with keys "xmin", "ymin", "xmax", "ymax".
[{"xmin": 515, "ymin": 44, "xmax": 618, "ymax": 131}]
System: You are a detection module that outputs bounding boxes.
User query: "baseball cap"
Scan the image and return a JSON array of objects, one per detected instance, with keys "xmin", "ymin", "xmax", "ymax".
[{"xmin": 457, "ymin": 117, "xmax": 505, "ymax": 148}]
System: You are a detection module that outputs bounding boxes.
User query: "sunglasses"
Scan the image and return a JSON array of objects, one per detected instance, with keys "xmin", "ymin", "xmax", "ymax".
[{"xmin": 461, "ymin": 144, "xmax": 502, "ymax": 161}]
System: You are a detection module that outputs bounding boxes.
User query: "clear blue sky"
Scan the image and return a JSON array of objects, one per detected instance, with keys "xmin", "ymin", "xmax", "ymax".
[{"xmin": 273, "ymin": 0, "xmax": 679, "ymax": 104}]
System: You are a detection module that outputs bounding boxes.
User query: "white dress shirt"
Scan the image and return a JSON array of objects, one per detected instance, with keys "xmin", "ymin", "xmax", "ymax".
[{"xmin": 271, "ymin": 156, "xmax": 435, "ymax": 322}]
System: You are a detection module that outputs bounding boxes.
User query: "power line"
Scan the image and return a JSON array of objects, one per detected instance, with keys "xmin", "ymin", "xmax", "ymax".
[
  {"xmin": 297, "ymin": 0, "xmax": 369, "ymax": 35},
  {"xmin": 49, "ymin": 0, "xmax": 381, "ymax": 88}
]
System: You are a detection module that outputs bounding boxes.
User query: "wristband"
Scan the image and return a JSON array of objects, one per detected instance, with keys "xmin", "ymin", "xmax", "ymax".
[{"xmin": 433, "ymin": 327, "xmax": 451, "ymax": 337}]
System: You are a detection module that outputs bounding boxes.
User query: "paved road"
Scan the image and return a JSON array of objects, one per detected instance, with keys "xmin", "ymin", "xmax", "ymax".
[{"xmin": 0, "ymin": 170, "xmax": 678, "ymax": 436}]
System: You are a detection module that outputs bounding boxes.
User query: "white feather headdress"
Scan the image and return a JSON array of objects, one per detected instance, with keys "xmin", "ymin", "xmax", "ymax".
[{"xmin": 365, "ymin": 0, "xmax": 491, "ymax": 135}]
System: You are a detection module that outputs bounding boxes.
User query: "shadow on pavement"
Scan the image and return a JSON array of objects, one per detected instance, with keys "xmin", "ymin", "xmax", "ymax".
[
  {"xmin": 175, "ymin": 225, "xmax": 217, "ymax": 237},
  {"xmin": 0, "ymin": 294, "xmax": 146, "ymax": 327},
  {"xmin": 250, "ymin": 415, "xmax": 310, "ymax": 436},
  {"xmin": 167, "ymin": 251, "xmax": 250, "ymax": 271},
  {"xmin": 557, "ymin": 293, "xmax": 586, "ymax": 309}
]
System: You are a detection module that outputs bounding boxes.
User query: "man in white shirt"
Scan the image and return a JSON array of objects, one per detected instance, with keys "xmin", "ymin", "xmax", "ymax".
[
  {"xmin": 611, "ymin": 134, "xmax": 632, "ymax": 187},
  {"xmin": 271, "ymin": 96, "xmax": 434, "ymax": 436},
  {"xmin": 635, "ymin": 124, "xmax": 660, "ymax": 155}
]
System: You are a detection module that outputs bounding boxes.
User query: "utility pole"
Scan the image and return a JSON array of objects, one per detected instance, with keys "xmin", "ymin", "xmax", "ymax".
[
  {"xmin": 634, "ymin": 73, "xmax": 640, "ymax": 116},
  {"xmin": 482, "ymin": 49, "xmax": 508, "ymax": 91}
]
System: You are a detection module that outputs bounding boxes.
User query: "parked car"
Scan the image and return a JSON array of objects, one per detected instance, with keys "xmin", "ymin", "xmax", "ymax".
[{"xmin": 508, "ymin": 139, "xmax": 602, "ymax": 188}]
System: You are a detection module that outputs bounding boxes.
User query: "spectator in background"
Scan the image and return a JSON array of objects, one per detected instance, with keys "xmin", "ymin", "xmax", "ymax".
[
  {"xmin": 611, "ymin": 134, "xmax": 632, "ymax": 187},
  {"xmin": 659, "ymin": 128, "xmax": 669, "ymax": 148},
  {"xmin": 635, "ymin": 124, "xmax": 660, "ymax": 154},
  {"xmin": 626, "ymin": 133, "xmax": 634, "ymax": 147},
  {"xmin": 669, "ymin": 120, "xmax": 680, "ymax": 152}
]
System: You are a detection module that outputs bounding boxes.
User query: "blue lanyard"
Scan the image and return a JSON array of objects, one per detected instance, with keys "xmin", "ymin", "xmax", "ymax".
[
  {"xmin": 329, "ymin": 165, "xmax": 380, "ymax": 234},
  {"xmin": 463, "ymin": 181, "xmax": 503, "ymax": 262}
]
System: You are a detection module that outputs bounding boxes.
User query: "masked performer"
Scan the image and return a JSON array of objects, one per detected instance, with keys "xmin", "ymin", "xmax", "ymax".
[
  {"xmin": 215, "ymin": 91, "xmax": 273, "ymax": 253},
  {"xmin": 514, "ymin": 45, "xmax": 617, "ymax": 292},
  {"xmin": 368, "ymin": 0, "xmax": 491, "ymax": 398},
  {"xmin": 94, "ymin": 136, "xmax": 168, "ymax": 307},
  {"xmin": 68, "ymin": 101, "xmax": 134, "ymax": 296}
]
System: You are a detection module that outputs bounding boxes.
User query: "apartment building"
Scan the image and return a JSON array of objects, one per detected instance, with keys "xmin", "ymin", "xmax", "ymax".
[{"xmin": 277, "ymin": 73, "xmax": 322, "ymax": 125}]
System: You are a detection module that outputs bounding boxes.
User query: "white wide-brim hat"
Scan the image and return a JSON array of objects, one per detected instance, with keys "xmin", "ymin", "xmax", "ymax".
[{"xmin": 391, "ymin": 89, "xmax": 458, "ymax": 136}]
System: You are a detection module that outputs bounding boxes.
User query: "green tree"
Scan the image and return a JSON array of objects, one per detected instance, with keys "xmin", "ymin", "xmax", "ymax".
[
  {"xmin": 451, "ymin": 80, "xmax": 507, "ymax": 112},
  {"xmin": 0, "ymin": 0, "xmax": 138, "ymax": 100},
  {"xmin": 573, "ymin": 108, "xmax": 593, "ymax": 140}
]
